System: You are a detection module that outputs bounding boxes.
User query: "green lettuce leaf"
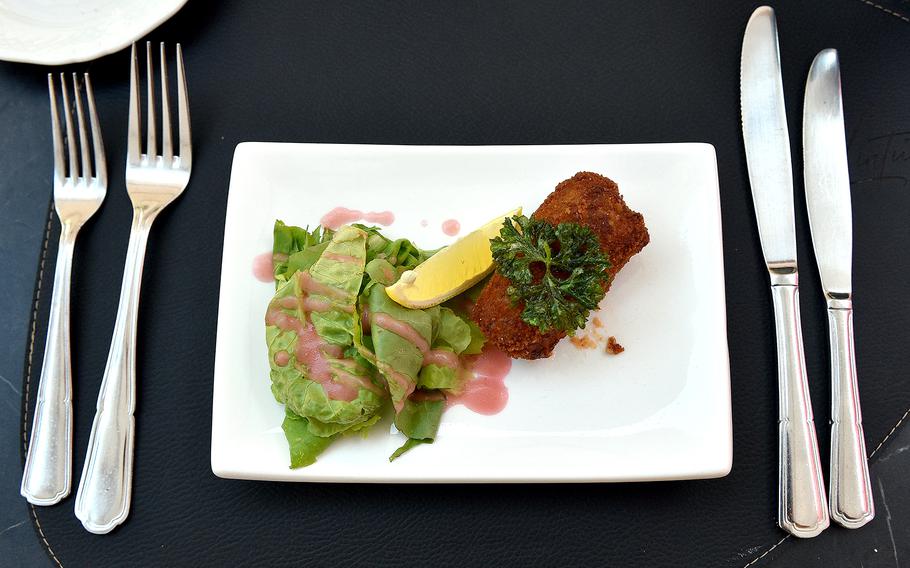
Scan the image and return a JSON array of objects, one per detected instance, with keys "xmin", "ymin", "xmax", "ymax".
[
  {"xmin": 356, "ymin": 224, "xmax": 436, "ymax": 268},
  {"xmin": 266, "ymin": 279, "xmax": 302, "ymax": 404},
  {"xmin": 364, "ymin": 284, "xmax": 478, "ymax": 410},
  {"xmin": 364, "ymin": 258, "xmax": 399, "ymax": 286},
  {"xmin": 266, "ymin": 224, "xmax": 385, "ymax": 467},
  {"xmin": 462, "ymin": 319, "xmax": 486, "ymax": 355},
  {"xmin": 417, "ymin": 363, "xmax": 459, "ymax": 390},
  {"xmin": 390, "ymin": 395, "xmax": 446, "ymax": 460},
  {"xmin": 306, "ymin": 225, "xmax": 368, "ymax": 347},
  {"xmin": 284, "ymin": 377, "xmax": 384, "ymax": 436},
  {"xmin": 441, "ymin": 279, "xmax": 487, "ymax": 355},
  {"xmin": 272, "ymin": 220, "xmax": 333, "ymax": 286},
  {"xmin": 395, "ymin": 396, "xmax": 445, "ymax": 440},
  {"xmin": 286, "ymin": 242, "xmax": 330, "ymax": 278},
  {"xmin": 309, "ymin": 226, "xmax": 367, "ymax": 297},
  {"xmin": 366, "ymin": 285, "xmax": 433, "ymax": 409},
  {"xmin": 389, "ymin": 438, "xmax": 427, "ymax": 461},
  {"xmin": 433, "ymin": 307, "xmax": 472, "ymax": 353},
  {"xmin": 282, "ymin": 409, "xmax": 335, "ymax": 468}
]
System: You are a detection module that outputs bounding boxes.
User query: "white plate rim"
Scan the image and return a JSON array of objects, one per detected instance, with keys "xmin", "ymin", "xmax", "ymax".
[{"xmin": 0, "ymin": 0, "xmax": 188, "ymax": 65}]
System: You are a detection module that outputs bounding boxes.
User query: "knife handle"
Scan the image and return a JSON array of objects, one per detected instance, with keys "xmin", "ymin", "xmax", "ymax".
[
  {"xmin": 827, "ymin": 302, "xmax": 874, "ymax": 528},
  {"xmin": 770, "ymin": 281, "xmax": 829, "ymax": 538}
]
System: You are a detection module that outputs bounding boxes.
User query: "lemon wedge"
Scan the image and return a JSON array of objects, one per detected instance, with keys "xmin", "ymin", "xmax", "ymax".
[{"xmin": 386, "ymin": 207, "xmax": 522, "ymax": 309}]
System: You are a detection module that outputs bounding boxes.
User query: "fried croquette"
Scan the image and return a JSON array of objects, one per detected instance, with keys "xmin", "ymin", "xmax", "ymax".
[{"xmin": 472, "ymin": 172, "xmax": 649, "ymax": 359}]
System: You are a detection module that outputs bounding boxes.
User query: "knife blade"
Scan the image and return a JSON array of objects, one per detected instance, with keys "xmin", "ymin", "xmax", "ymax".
[
  {"xmin": 741, "ymin": 5, "xmax": 829, "ymax": 538},
  {"xmin": 803, "ymin": 48, "xmax": 875, "ymax": 528},
  {"xmin": 804, "ymin": 50, "xmax": 852, "ymax": 298},
  {"xmin": 741, "ymin": 7, "xmax": 797, "ymax": 272}
]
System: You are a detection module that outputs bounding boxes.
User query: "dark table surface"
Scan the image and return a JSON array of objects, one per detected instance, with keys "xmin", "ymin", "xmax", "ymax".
[{"xmin": 2, "ymin": 1, "xmax": 910, "ymax": 567}]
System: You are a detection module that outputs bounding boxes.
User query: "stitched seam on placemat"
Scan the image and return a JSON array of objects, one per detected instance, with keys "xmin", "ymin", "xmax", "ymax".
[
  {"xmin": 21, "ymin": 201, "xmax": 64, "ymax": 568},
  {"xmin": 30, "ymin": 504, "xmax": 63, "ymax": 568},
  {"xmin": 742, "ymin": 535, "xmax": 790, "ymax": 568},
  {"xmin": 869, "ymin": 406, "xmax": 910, "ymax": 457},
  {"xmin": 741, "ymin": 405, "xmax": 910, "ymax": 567},
  {"xmin": 22, "ymin": 204, "xmax": 54, "ymax": 458},
  {"xmin": 855, "ymin": 0, "xmax": 910, "ymax": 23}
]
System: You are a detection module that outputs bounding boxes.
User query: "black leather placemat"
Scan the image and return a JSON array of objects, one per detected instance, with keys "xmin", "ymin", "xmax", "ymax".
[{"xmin": 13, "ymin": 1, "xmax": 910, "ymax": 566}]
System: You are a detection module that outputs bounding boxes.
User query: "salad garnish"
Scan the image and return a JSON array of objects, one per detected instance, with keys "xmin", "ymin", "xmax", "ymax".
[{"xmin": 265, "ymin": 220, "xmax": 484, "ymax": 467}]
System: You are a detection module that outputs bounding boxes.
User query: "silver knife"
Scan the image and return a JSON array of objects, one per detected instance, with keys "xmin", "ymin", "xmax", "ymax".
[
  {"xmin": 741, "ymin": 6, "xmax": 829, "ymax": 538},
  {"xmin": 803, "ymin": 48, "xmax": 875, "ymax": 529}
]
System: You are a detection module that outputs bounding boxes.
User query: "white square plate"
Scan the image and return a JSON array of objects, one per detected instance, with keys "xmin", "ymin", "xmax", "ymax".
[{"xmin": 212, "ymin": 142, "xmax": 731, "ymax": 483}]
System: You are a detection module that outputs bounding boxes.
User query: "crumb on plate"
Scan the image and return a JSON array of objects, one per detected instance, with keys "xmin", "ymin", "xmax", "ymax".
[
  {"xmin": 606, "ymin": 336, "xmax": 624, "ymax": 355},
  {"xmin": 570, "ymin": 334, "xmax": 598, "ymax": 349}
]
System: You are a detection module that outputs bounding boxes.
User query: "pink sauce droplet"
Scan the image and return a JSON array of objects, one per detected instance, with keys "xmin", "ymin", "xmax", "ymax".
[
  {"xmin": 320, "ymin": 207, "xmax": 395, "ymax": 229},
  {"xmin": 252, "ymin": 251, "xmax": 274, "ymax": 283},
  {"xmin": 381, "ymin": 265, "xmax": 396, "ymax": 282},
  {"xmin": 279, "ymin": 296, "xmax": 299, "ymax": 309},
  {"xmin": 321, "ymin": 252, "xmax": 361, "ymax": 264},
  {"xmin": 319, "ymin": 207, "xmax": 363, "ymax": 229},
  {"xmin": 372, "ymin": 312, "xmax": 430, "ymax": 353},
  {"xmin": 422, "ymin": 349, "xmax": 461, "ymax": 369},
  {"xmin": 420, "ymin": 219, "xmax": 429, "ymax": 228},
  {"xmin": 449, "ymin": 348, "xmax": 512, "ymax": 415},
  {"xmin": 379, "ymin": 362, "xmax": 416, "ymax": 413},
  {"xmin": 363, "ymin": 210, "xmax": 395, "ymax": 225},
  {"xmin": 302, "ymin": 296, "xmax": 338, "ymax": 313},
  {"xmin": 299, "ymin": 271, "xmax": 350, "ymax": 300},
  {"xmin": 442, "ymin": 219, "xmax": 461, "ymax": 236},
  {"xmin": 274, "ymin": 350, "xmax": 291, "ymax": 366}
]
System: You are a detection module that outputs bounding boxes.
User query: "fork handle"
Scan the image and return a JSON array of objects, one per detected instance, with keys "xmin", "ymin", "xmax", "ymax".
[
  {"xmin": 21, "ymin": 228, "xmax": 77, "ymax": 505},
  {"xmin": 827, "ymin": 303, "xmax": 875, "ymax": 527},
  {"xmin": 771, "ymin": 282, "xmax": 829, "ymax": 538},
  {"xmin": 75, "ymin": 210, "xmax": 153, "ymax": 534}
]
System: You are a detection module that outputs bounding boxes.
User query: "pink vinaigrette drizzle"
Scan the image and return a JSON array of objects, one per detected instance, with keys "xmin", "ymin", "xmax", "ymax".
[
  {"xmin": 252, "ymin": 251, "xmax": 275, "ymax": 283},
  {"xmin": 372, "ymin": 312, "xmax": 513, "ymax": 415},
  {"xmin": 320, "ymin": 207, "xmax": 395, "ymax": 230},
  {"xmin": 449, "ymin": 349, "xmax": 512, "ymax": 415}
]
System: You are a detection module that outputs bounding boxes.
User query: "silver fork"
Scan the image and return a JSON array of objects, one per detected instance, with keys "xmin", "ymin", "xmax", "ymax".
[
  {"xmin": 74, "ymin": 42, "xmax": 191, "ymax": 534},
  {"xmin": 21, "ymin": 73, "xmax": 106, "ymax": 506}
]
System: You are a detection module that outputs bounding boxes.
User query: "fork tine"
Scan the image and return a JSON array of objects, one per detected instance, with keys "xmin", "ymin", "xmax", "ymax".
[
  {"xmin": 176, "ymin": 43, "xmax": 191, "ymax": 166},
  {"xmin": 128, "ymin": 44, "xmax": 141, "ymax": 165},
  {"xmin": 72, "ymin": 74, "xmax": 91, "ymax": 181},
  {"xmin": 160, "ymin": 43, "xmax": 173, "ymax": 161},
  {"xmin": 48, "ymin": 75, "xmax": 65, "ymax": 184},
  {"xmin": 84, "ymin": 73, "xmax": 106, "ymax": 187},
  {"xmin": 59, "ymin": 73, "xmax": 78, "ymax": 180},
  {"xmin": 145, "ymin": 41, "xmax": 157, "ymax": 157}
]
